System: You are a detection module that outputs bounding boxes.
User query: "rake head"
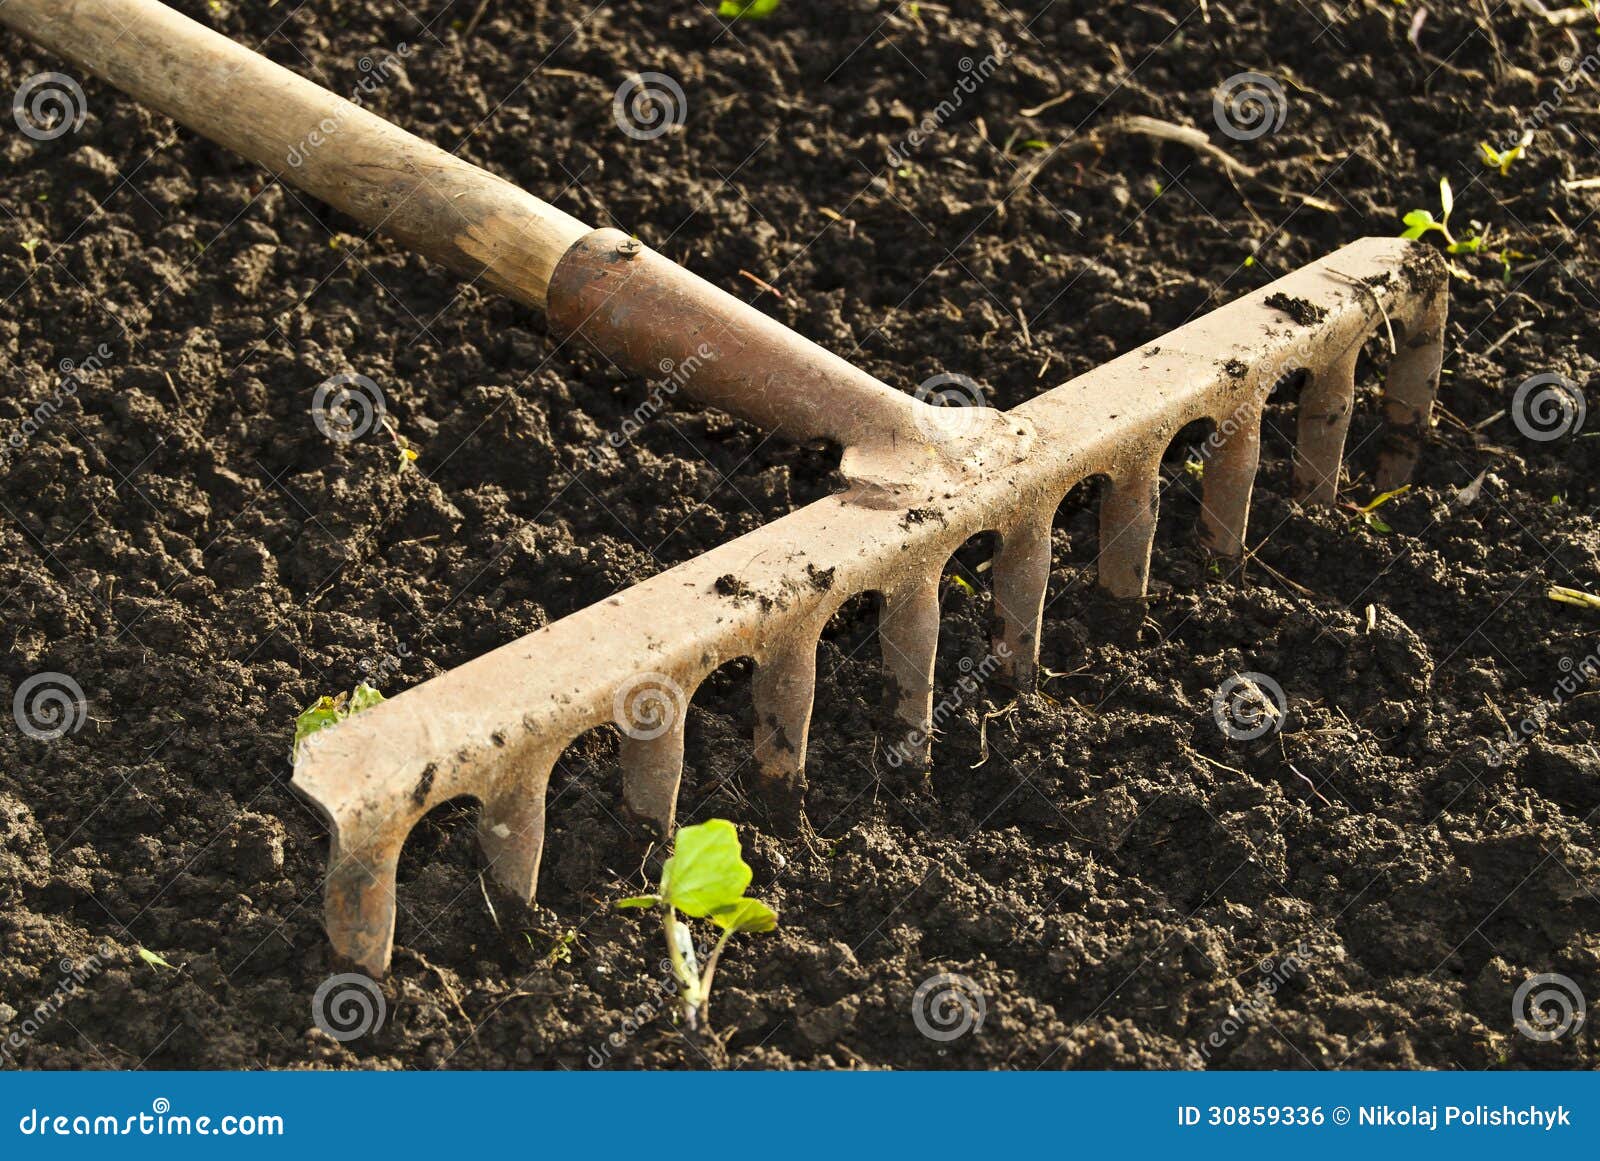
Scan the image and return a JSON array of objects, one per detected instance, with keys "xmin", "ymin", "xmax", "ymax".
[{"xmin": 294, "ymin": 234, "xmax": 1447, "ymax": 976}]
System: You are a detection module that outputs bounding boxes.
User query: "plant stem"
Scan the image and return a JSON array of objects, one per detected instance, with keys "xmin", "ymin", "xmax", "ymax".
[
  {"xmin": 696, "ymin": 927, "xmax": 738, "ymax": 1031},
  {"xmin": 661, "ymin": 905, "xmax": 700, "ymax": 1030}
]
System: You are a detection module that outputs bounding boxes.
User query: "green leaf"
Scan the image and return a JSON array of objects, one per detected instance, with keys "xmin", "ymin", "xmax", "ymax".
[
  {"xmin": 711, "ymin": 897, "xmax": 778, "ymax": 933},
  {"xmin": 717, "ymin": 0, "xmax": 780, "ymax": 17},
  {"xmin": 293, "ymin": 683, "xmax": 387, "ymax": 760},
  {"xmin": 292, "ymin": 695, "xmax": 344, "ymax": 759},
  {"xmin": 348, "ymin": 682, "xmax": 385, "ymax": 714},
  {"xmin": 1399, "ymin": 209, "xmax": 1438, "ymax": 240},
  {"xmin": 615, "ymin": 895, "xmax": 660, "ymax": 909},
  {"xmin": 137, "ymin": 947, "xmax": 175, "ymax": 970},
  {"xmin": 660, "ymin": 819, "xmax": 752, "ymax": 918}
]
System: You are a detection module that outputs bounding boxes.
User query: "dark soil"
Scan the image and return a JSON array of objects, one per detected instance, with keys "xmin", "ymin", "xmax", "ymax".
[{"xmin": 3, "ymin": 0, "xmax": 1599, "ymax": 1070}]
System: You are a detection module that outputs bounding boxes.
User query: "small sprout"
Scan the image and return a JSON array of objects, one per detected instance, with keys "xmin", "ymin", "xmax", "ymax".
[
  {"xmin": 1549, "ymin": 585, "xmax": 1600, "ymax": 611},
  {"xmin": 1400, "ymin": 178, "xmax": 1485, "ymax": 255},
  {"xmin": 137, "ymin": 947, "xmax": 176, "ymax": 970},
  {"xmin": 1479, "ymin": 132, "xmax": 1532, "ymax": 176},
  {"xmin": 19, "ymin": 238, "xmax": 42, "ymax": 265},
  {"xmin": 381, "ymin": 416, "xmax": 418, "ymax": 473},
  {"xmin": 718, "ymin": 0, "xmax": 781, "ymax": 16},
  {"xmin": 617, "ymin": 819, "xmax": 777, "ymax": 1034},
  {"xmin": 544, "ymin": 929, "xmax": 578, "ymax": 966},
  {"xmin": 948, "ymin": 572, "xmax": 977, "ymax": 596},
  {"xmin": 1018, "ymin": 138, "xmax": 1051, "ymax": 152},
  {"xmin": 1182, "ymin": 451, "xmax": 1205, "ymax": 481},
  {"xmin": 1243, "ymin": 255, "xmax": 1256, "ymax": 268},
  {"xmin": 1345, "ymin": 483, "xmax": 1410, "ymax": 535},
  {"xmin": 293, "ymin": 681, "xmax": 385, "ymax": 760}
]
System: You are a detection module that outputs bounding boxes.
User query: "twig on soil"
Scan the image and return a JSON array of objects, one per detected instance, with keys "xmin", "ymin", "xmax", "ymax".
[
  {"xmin": 739, "ymin": 269, "xmax": 784, "ymax": 298},
  {"xmin": 1286, "ymin": 763, "xmax": 1333, "ymax": 809},
  {"xmin": 1564, "ymin": 176, "xmax": 1600, "ymax": 191},
  {"xmin": 396, "ymin": 947, "xmax": 473, "ymax": 1025},
  {"xmin": 1549, "ymin": 584, "xmax": 1600, "ymax": 611},
  {"xmin": 478, "ymin": 871, "xmax": 501, "ymax": 931},
  {"xmin": 463, "ymin": 0, "xmax": 494, "ymax": 39},
  {"xmin": 1029, "ymin": 116, "xmax": 1340, "ymax": 213},
  {"xmin": 1481, "ymin": 318, "xmax": 1532, "ymax": 358}
]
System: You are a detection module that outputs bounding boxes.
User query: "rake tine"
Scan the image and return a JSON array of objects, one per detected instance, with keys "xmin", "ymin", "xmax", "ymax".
[
  {"xmin": 619, "ymin": 718, "xmax": 688, "ymax": 839},
  {"xmin": 477, "ymin": 746, "xmax": 560, "ymax": 903},
  {"xmin": 752, "ymin": 640, "xmax": 818, "ymax": 825},
  {"xmin": 322, "ymin": 835, "xmax": 405, "ymax": 980},
  {"xmin": 1376, "ymin": 289, "xmax": 1448, "ymax": 491},
  {"xmin": 1098, "ymin": 459, "xmax": 1162, "ymax": 599},
  {"xmin": 1293, "ymin": 347, "xmax": 1360, "ymax": 506},
  {"xmin": 1200, "ymin": 407, "xmax": 1265, "ymax": 558},
  {"xmin": 880, "ymin": 576, "xmax": 943, "ymax": 767},
  {"xmin": 991, "ymin": 513, "xmax": 1054, "ymax": 691}
]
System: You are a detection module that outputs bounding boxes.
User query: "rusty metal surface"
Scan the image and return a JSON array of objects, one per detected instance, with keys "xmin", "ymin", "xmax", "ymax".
[{"xmin": 294, "ymin": 235, "xmax": 1447, "ymax": 976}]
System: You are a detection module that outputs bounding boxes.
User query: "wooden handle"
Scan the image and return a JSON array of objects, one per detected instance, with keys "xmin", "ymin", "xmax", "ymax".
[{"xmin": 0, "ymin": 0, "xmax": 591, "ymax": 308}]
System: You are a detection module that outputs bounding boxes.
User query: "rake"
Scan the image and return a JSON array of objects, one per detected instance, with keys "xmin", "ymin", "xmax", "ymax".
[{"xmin": 4, "ymin": 0, "xmax": 1449, "ymax": 977}]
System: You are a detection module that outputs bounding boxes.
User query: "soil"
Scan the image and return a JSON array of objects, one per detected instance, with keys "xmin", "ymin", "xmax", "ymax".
[{"xmin": 3, "ymin": 0, "xmax": 1599, "ymax": 1070}]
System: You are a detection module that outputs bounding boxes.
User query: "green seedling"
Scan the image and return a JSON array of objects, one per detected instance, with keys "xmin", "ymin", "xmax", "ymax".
[
  {"xmin": 292, "ymin": 681, "xmax": 385, "ymax": 760},
  {"xmin": 1345, "ymin": 483, "xmax": 1410, "ymax": 535},
  {"xmin": 1479, "ymin": 131, "xmax": 1532, "ymax": 176},
  {"xmin": 618, "ymin": 819, "xmax": 777, "ymax": 1033},
  {"xmin": 137, "ymin": 947, "xmax": 176, "ymax": 970},
  {"xmin": 717, "ymin": 0, "xmax": 780, "ymax": 17},
  {"xmin": 1400, "ymin": 178, "xmax": 1482, "ymax": 254}
]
